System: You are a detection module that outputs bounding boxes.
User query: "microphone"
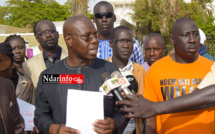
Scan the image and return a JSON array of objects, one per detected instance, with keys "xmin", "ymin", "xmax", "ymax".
[
  {"xmin": 101, "ymin": 72, "xmax": 124, "ymax": 100},
  {"xmin": 125, "ymin": 75, "xmax": 138, "ymax": 95},
  {"xmin": 111, "ymin": 71, "xmax": 132, "ymax": 95},
  {"xmin": 101, "ymin": 72, "xmax": 131, "ymax": 114},
  {"xmin": 124, "ymin": 76, "xmax": 143, "ymax": 134}
]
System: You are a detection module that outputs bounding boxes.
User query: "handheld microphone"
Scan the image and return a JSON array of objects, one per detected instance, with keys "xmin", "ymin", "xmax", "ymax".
[
  {"xmin": 111, "ymin": 71, "xmax": 132, "ymax": 95},
  {"xmin": 101, "ymin": 72, "xmax": 131, "ymax": 114},
  {"xmin": 101, "ymin": 72, "xmax": 124, "ymax": 100},
  {"xmin": 125, "ymin": 75, "xmax": 138, "ymax": 95},
  {"xmin": 125, "ymin": 76, "xmax": 144, "ymax": 134},
  {"xmin": 101, "ymin": 72, "xmax": 122, "ymax": 96}
]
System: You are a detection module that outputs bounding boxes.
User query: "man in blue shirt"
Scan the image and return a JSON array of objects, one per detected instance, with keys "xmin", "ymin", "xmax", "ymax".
[{"xmin": 93, "ymin": 1, "xmax": 144, "ymax": 65}]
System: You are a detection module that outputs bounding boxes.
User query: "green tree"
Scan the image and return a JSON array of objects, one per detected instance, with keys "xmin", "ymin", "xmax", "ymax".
[
  {"xmin": 0, "ymin": 6, "xmax": 7, "ymax": 24},
  {"xmin": 1, "ymin": 0, "xmax": 71, "ymax": 28},
  {"xmin": 192, "ymin": 0, "xmax": 214, "ymax": 16},
  {"xmin": 132, "ymin": 0, "xmax": 215, "ymax": 55}
]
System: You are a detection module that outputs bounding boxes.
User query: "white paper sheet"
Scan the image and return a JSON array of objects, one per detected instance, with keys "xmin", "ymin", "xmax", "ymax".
[
  {"xmin": 66, "ymin": 89, "xmax": 104, "ymax": 134},
  {"xmin": 17, "ymin": 98, "xmax": 35, "ymax": 131}
]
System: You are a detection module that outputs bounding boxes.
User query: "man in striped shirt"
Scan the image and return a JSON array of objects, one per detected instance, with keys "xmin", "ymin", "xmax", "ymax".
[{"xmin": 93, "ymin": 1, "xmax": 144, "ymax": 65}]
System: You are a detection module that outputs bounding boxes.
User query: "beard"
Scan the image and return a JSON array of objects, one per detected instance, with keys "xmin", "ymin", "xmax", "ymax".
[{"xmin": 41, "ymin": 42, "xmax": 58, "ymax": 52}]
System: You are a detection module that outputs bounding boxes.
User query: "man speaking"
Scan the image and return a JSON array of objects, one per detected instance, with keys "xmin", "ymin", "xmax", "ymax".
[{"xmin": 34, "ymin": 15, "xmax": 127, "ymax": 134}]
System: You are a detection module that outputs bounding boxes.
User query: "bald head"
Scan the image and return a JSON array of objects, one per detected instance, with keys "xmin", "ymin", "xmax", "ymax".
[
  {"xmin": 172, "ymin": 17, "xmax": 197, "ymax": 36},
  {"xmin": 63, "ymin": 15, "xmax": 99, "ymax": 64},
  {"xmin": 34, "ymin": 19, "xmax": 55, "ymax": 35},
  {"xmin": 144, "ymin": 33, "xmax": 165, "ymax": 47},
  {"xmin": 34, "ymin": 19, "xmax": 59, "ymax": 52},
  {"xmin": 144, "ymin": 33, "xmax": 166, "ymax": 66},
  {"xmin": 170, "ymin": 17, "xmax": 200, "ymax": 62},
  {"xmin": 63, "ymin": 15, "xmax": 94, "ymax": 35}
]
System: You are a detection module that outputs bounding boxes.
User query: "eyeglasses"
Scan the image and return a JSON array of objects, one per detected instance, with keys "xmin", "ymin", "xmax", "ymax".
[
  {"xmin": 94, "ymin": 12, "xmax": 114, "ymax": 19},
  {"xmin": 36, "ymin": 30, "xmax": 56, "ymax": 36},
  {"xmin": 66, "ymin": 32, "xmax": 99, "ymax": 42},
  {"xmin": 112, "ymin": 39, "xmax": 135, "ymax": 46}
]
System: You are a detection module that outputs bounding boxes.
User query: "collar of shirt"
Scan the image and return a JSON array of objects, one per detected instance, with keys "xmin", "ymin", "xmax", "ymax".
[
  {"xmin": 97, "ymin": 39, "xmax": 112, "ymax": 60},
  {"xmin": 43, "ymin": 46, "xmax": 62, "ymax": 60},
  {"xmin": 99, "ymin": 39, "xmax": 110, "ymax": 42},
  {"xmin": 110, "ymin": 57, "xmax": 133, "ymax": 76},
  {"xmin": 142, "ymin": 61, "xmax": 150, "ymax": 71}
]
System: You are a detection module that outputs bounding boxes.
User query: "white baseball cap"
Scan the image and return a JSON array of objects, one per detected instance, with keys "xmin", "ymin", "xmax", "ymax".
[{"xmin": 199, "ymin": 29, "xmax": 206, "ymax": 45}]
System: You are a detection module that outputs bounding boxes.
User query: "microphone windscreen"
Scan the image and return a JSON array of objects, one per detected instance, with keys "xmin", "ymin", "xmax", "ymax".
[
  {"xmin": 111, "ymin": 71, "xmax": 122, "ymax": 78},
  {"xmin": 126, "ymin": 75, "xmax": 138, "ymax": 94},
  {"xmin": 101, "ymin": 72, "xmax": 111, "ymax": 82}
]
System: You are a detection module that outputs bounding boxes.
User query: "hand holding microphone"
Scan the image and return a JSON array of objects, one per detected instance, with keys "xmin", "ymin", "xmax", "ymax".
[
  {"xmin": 101, "ymin": 72, "xmax": 125, "ymax": 101},
  {"xmin": 110, "ymin": 72, "xmax": 144, "ymax": 134}
]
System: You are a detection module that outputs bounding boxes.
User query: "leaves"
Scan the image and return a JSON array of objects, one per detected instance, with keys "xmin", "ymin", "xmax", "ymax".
[
  {"xmin": 0, "ymin": 0, "xmax": 71, "ymax": 28},
  {"xmin": 0, "ymin": 0, "xmax": 93, "ymax": 29}
]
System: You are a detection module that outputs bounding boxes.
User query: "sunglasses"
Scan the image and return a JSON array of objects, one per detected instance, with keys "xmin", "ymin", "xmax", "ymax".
[{"xmin": 94, "ymin": 12, "xmax": 114, "ymax": 19}]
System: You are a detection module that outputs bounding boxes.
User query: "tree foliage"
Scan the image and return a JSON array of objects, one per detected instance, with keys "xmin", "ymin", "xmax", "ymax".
[
  {"xmin": 132, "ymin": 0, "xmax": 215, "ymax": 55},
  {"xmin": 0, "ymin": 0, "xmax": 94, "ymax": 29},
  {"xmin": 0, "ymin": 0, "xmax": 71, "ymax": 28},
  {"xmin": 0, "ymin": 6, "xmax": 7, "ymax": 24}
]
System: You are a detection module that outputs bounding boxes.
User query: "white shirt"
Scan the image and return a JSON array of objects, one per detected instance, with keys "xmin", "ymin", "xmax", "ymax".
[{"xmin": 110, "ymin": 57, "xmax": 136, "ymax": 134}]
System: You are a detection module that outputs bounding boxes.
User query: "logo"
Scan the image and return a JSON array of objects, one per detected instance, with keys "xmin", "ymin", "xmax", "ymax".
[
  {"xmin": 126, "ymin": 77, "xmax": 134, "ymax": 81},
  {"xmin": 102, "ymin": 84, "xmax": 108, "ymax": 91},
  {"xmin": 110, "ymin": 78, "xmax": 120, "ymax": 85},
  {"xmin": 42, "ymin": 74, "xmax": 84, "ymax": 84}
]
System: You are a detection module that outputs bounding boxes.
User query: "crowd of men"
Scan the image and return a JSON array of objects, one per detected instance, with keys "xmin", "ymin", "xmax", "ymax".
[{"xmin": 0, "ymin": 1, "xmax": 215, "ymax": 134}]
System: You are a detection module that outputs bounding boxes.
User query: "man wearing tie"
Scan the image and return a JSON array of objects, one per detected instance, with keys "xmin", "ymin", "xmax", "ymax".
[{"xmin": 23, "ymin": 19, "xmax": 68, "ymax": 90}]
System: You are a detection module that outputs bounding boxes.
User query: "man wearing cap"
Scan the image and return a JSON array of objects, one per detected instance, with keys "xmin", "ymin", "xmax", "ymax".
[
  {"xmin": 198, "ymin": 28, "xmax": 215, "ymax": 61},
  {"xmin": 0, "ymin": 52, "xmax": 24, "ymax": 134}
]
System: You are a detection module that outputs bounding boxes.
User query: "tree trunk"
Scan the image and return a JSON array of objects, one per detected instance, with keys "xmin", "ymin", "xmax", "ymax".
[{"xmin": 71, "ymin": 0, "xmax": 88, "ymax": 16}]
